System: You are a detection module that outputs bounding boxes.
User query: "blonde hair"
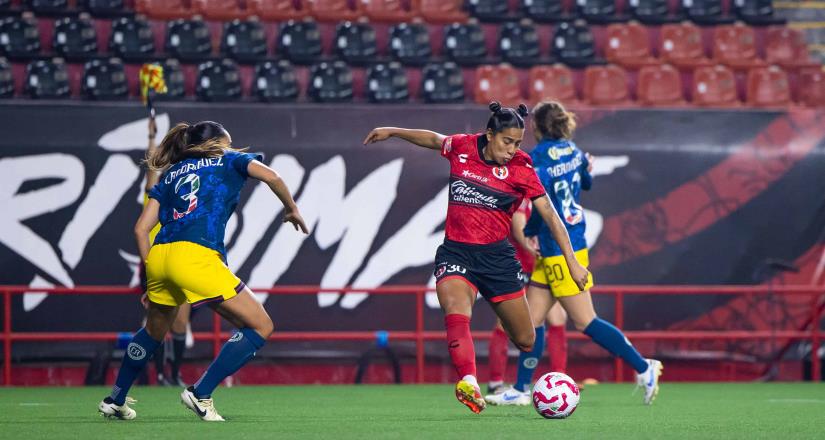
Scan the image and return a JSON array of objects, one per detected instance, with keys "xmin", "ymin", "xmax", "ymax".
[
  {"xmin": 146, "ymin": 121, "xmax": 246, "ymax": 171},
  {"xmin": 532, "ymin": 101, "xmax": 577, "ymax": 140}
]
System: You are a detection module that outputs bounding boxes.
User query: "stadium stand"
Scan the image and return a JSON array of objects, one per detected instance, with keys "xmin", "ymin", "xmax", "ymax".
[
  {"xmin": 604, "ymin": 22, "xmax": 659, "ymax": 68},
  {"xmin": 254, "ymin": 59, "xmax": 299, "ymax": 102},
  {"xmin": 628, "ymin": 0, "xmax": 684, "ymax": 24},
  {"xmin": 247, "ymin": 0, "xmax": 306, "ymax": 21},
  {"xmin": 419, "ymin": 0, "xmax": 468, "ymax": 24},
  {"xmin": 156, "ymin": 58, "xmax": 186, "ymax": 99},
  {"xmin": 521, "ymin": 0, "xmax": 575, "ymax": 22},
  {"xmin": 191, "ymin": 0, "xmax": 249, "ymax": 22},
  {"xmin": 0, "ymin": 56, "xmax": 12, "ymax": 97},
  {"xmin": 108, "ymin": 15, "xmax": 155, "ymax": 61},
  {"xmin": 528, "ymin": 63, "xmax": 579, "ymax": 105},
  {"xmin": 682, "ymin": 0, "xmax": 736, "ymax": 25},
  {"xmin": 442, "ymin": 20, "xmax": 488, "ymax": 66},
  {"xmin": 78, "ymin": 0, "xmax": 126, "ymax": 18},
  {"xmin": 746, "ymin": 64, "xmax": 791, "ymax": 107},
  {"xmin": 277, "ymin": 19, "xmax": 324, "ymax": 65},
  {"xmin": 164, "ymin": 17, "xmax": 213, "ymax": 62},
  {"xmin": 0, "ymin": 13, "xmax": 41, "ymax": 60},
  {"xmin": 308, "ymin": 59, "xmax": 353, "ymax": 102},
  {"xmin": 388, "ymin": 21, "xmax": 431, "ymax": 66},
  {"xmin": 363, "ymin": 0, "xmax": 417, "ymax": 23},
  {"xmin": 335, "ymin": 20, "xmax": 378, "ymax": 65},
  {"xmin": 221, "ymin": 18, "xmax": 268, "ymax": 63},
  {"xmin": 135, "ymin": 0, "xmax": 190, "ymax": 21},
  {"xmin": 25, "ymin": 58, "xmax": 71, "ymax": 98},
  {"xmin": 583, "ymin": 64, "xmax": 631, "ymax": 105},
  {"xmin": 659, "ymin": 21, "xmax": 714, "ymax": 68},
  {"xmin": 733, "ymin": 0, "xmax": 785, "ymax": 26},
  {"xmin": 636, "ymin": 63, "xmax": 685, "ymax": 105},
  {"xmin": 576, "ymin": 0, "xmax": 630, "ymax": 24},
  {"xmin": 552, "ymin": 20, "xmax": 600, "ymax": 67},
  {"xmin": 712, "ymin": 22, "xmax": 766, "ymax": 69},
  {"xmin": 474, "ymin": 63, "xmax": 522, "ymax": 106},
  {"xmin": 82, "ymin": 57, "xmax": 128, "ymax": 100},
  {"xmin": 52, "ymin": 13, "xmax": 98, "ymax": 61},
  {"xmin": 306, "ymin": 0, "xmax": 362, "ymax": 23},
  {"xmin": 196, "ymin": 58, "xmax": 242, "ymax": 101},
  {"xmin": 797, "ymin": 68, "xmax": 825, "ymax": 107},
  {"xmin": 465, "ymin": 0, "xmax": 511, "ymax": 22},
  {"xmin": 498, "ymin": 19, "xmax": 542, "ymax": 67},
  {"xmin": 420, "ymin": 60, "xmax": 465, "ymax": 103}
]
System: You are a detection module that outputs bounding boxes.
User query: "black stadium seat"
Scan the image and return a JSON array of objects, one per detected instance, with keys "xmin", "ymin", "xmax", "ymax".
[
  {"xmin": 109, "ymin": 15, "xmax": 155, "ymax": 61},
  {"xmin": 25, "ymin": 58, "xmax": 71, "ymax": 98},
  {"xmin": 0, "ymin": 0, "xmax": 11, "ymax": 9},
  {"xmin": 335, "ymin": 20, "xmax": 378, "ymax": 65},
  {"xmin": 521, "ymin": 0, "xmax": 573, "ymax": 23},
  {"xmin": 0, "ymin": 57, "xmax": 14, "ymax": 97},
  {"xmin": 366, "ymin": 61, "xmax": 409, "ymax": 103},
  {"xmin": 277, "ymin": 19, "xmax": 323, "ymax": 65},
  {"xmin": 165, "ymin": 18, "xmax": 213, "ymax": 62},
  {"xmin": 442, "ymin": 20, "xmax": 487, "ymax": 66},
  {"xmin": 52, "ymin": 14, "xmax": 98, "ymax": 61},
  {"xmin": 577, "ymin": 0, "xmax": 628, "ymax": 23},
  {"xmin": 0, "ymin": 13, "xmax": 41, "ymax": 60},
  {"xmin": 552, "ymin": 20, "xmax": 598, "ymax": 67},
  {"xmin": 79, "ymin": 0, "xmax": 127, "ymax": 18},
  {"xmin": 254, "ymin": 59, "xmax": 299, "ymax": 102},
  {"xmin": 388, "ymin": 22, "xmax": 431, "ymax": 66},
  {"xmin": 734, "ymin": 0, "xmax": 786, "ymax": 25},
  {"xmin": 465, "ymin": 0, "xmax": 510, "ymax": 22},
  {"xmin": 682, "ymin": 0, "xmax": 735, "ymax": 25},
  {"xmin": 25, "ymin": 0, "xmax": 68, "ymax": 15},
  {"xmin": 628, "ymin": 0, "xmax": 683, "ymax": 24},
  {"xmin": 82, "ymin": 57, "xmax": 128, "ymax": 100},
  {"xmin": 308, "ymin": 60, "xmax": 353, "ymax": 102},
  {"xmin": 420, "ymin": 61, "xmax": 464, "ymax": 103},
  {"xmin": 498, "ymin": 20, "xmax": 541, "ymax": 67},
  {"xmin": 196, "ymin": 58, "xmax": 242, "ymax": 102},
  {"xmin": 155, "ymin": 58, "xmax": 186, "ymax": 100},
  {"xmin": 221, "ymin": 18, "xmax": 267, "ymax": 63}
]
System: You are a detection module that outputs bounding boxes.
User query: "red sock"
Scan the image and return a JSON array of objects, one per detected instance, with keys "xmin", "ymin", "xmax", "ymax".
[
  {"xmin": 488, "ymin": 327, "xmax": 509, "ymax": 382},
  {"xmin": 445, "ymin": 314, "xmax": 476, "ymax": 378},
  {"xmin": 547, "ymin": 325, "xmax": 568, "ymax": 373}
]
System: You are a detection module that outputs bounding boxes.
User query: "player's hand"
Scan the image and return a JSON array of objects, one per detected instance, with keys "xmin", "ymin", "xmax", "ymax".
[
  {"xmin": 363, "ymin": 128, "xmax": 394, "ymax": 145},
  {"xmin": 585, "ymin": 152, "xmax": 594, "ymax": 174},
  {"xmin": 284, "ymin": 207, "xmax": 309, "ymax": 234},
  {"xmin": 148, "ymin": 116, "xmax": 157, "ymax": 139},
  {"xmin": 568, "ymin": 260, "xmax": 590, "ymax": 292}
]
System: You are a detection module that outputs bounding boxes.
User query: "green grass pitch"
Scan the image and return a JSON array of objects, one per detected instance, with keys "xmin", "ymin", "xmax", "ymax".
[{"xmin": 0, "ymin": 383, "xmax": 823, "ymax": 439}]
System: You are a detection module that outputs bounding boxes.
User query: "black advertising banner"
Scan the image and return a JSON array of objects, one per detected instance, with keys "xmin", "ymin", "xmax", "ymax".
[{"xmin": 1, "ymin": 102, "xmax": 823, "ymax": 357}]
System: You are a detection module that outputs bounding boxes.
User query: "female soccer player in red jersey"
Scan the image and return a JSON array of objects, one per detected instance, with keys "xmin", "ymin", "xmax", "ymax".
[
  {"xmin": 99, "ymin": 121, "xmax": 308, "ymax": 421},
  {"xmin": 364, "ymin": 102, "xmax": 589, "ymax": 414}
]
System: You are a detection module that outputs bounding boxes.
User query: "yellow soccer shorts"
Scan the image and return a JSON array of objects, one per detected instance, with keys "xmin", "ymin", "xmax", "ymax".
[
  {"xmin": 145, "ymin": 241, "xmax": 245, "ymax": 307},
  {"xmin": 529, "ymin": 248, "xmax": 595, "ymax": 297}
]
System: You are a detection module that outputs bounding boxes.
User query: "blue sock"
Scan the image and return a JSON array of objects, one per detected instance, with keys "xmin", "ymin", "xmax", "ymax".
[
  {"xmin": 583, "ymin": 318, "xmax": 648, "ymax": 374},
  {"xmin": 110, "ymin": 328, "xmax": 161, "ymax": 405},
  {"xmin": 514, "ymin": 326, "xmax": 545, "ymax": 392},
  {"xmin": 193, "ymin": 328, "xmax": 266, "ymax": 399}
]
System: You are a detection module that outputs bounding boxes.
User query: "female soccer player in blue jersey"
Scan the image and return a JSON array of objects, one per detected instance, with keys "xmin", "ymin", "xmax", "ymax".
[
  {"xmin": 99, "ymin": 121, "xmax": 308, "ymax": 422},
  {"xmin": 364, "ymin": 102, "xmax": 590, "ymax": 414},
  {"xmin": 485, "ymin": 101, "xmax": 663, "ymax": 407}
]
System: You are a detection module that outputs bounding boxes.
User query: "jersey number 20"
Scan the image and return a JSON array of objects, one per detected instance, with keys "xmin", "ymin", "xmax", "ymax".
[{"xmin": 173, "ymin": 174, "xmax": 200, "ymax": 219}]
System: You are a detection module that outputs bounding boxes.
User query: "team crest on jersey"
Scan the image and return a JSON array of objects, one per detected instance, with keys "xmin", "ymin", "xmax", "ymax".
[{"xmin": 492, "ymin": 166, "xmax": 509, "ymax": 180}]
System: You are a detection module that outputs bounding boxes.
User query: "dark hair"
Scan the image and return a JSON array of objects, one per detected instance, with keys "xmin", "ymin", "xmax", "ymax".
[
  {"xmin": 146, "ymin": 121, "xmax": 243, "ymax": 171},
  {"xmin": 532, "ymin": 101, "xmax": 577, "ymax": 140},
  {"xmin": 486, "ymin": 101, "xmax": 529, "ymax": 134}
]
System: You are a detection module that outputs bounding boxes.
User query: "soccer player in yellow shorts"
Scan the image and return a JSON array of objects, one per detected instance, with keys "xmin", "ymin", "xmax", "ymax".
[{"xmin": 99, "ymin": 120, "xmax": 308, "ymax": 422}]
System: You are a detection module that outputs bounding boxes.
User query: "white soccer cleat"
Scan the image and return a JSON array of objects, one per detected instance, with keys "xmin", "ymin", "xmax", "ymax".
[
  {"xmin": 484, "ymin": 386, "xmax": 531, "ymax": 406},
  {"xmin": 635, "ymin": 359, "xmax": 663, "ymax": 405},
  {"xmin": 181, "ymin": 386, "xmax": 225, "ymax": 422},
  {"xmin": 98, "ymin": 396, "xmax": 137, "ymax": 420}
]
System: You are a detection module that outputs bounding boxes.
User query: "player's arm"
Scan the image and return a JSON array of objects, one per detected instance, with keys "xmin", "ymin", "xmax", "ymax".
[
  {"xmin": 247, "ymin": 160, "xmax": 309, "ymax": 234},
  {"xmin": 580, "ymin": 152, "xmax": 594, "ymax": 191},
  {"xmin": 363, "ymin": 127, "xmax": 445, "ymax": 150},
  {"xmin": 532, "ymin": 195, "xmax": 590, "ymax": 290},
  {"xmin": 511, "ymin": 209, "xmax": 540, "ymax": 257},
  {"xmin": 134, "ymin": 198, "xmax": 160, "ymax": 262}
]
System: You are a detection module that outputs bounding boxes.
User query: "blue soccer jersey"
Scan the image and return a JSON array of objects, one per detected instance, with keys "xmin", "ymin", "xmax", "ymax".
[
  {"xmin": 148, "ymin": 150, "xmax": 262, "ymax": 257},
  {"xmin": 524, "ymin": 139, "xmax": 592, "ymax": 257}
]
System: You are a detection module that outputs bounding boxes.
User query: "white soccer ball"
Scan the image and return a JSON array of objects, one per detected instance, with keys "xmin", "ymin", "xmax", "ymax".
[{"xmin": 531, "ymin": 372, "xmax": 580, "ymax": 419}]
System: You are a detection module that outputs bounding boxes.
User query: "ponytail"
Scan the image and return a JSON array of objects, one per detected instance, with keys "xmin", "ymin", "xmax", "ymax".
[{"xmin": 146, "ymin": 121, "xmax": 245, "ymax": 172}]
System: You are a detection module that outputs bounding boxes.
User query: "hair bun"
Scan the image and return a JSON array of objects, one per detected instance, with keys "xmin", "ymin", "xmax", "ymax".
[
  {"xmin": 516, "ymin": 103, "xmax": 529, "ymax": 117},
  {"xmin": 488, "ymin": 101, "xmax": 502, "ymax": 113}
]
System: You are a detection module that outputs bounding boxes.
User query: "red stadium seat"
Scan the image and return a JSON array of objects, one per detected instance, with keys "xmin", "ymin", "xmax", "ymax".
[
  {"xmin": 247, "ymin": 0, "xmax": 307, "ymax": 21},
  {"xmin": 659, "ymin": 22, "xmax": 712, "ymax": 69},
  {"xmin": 692, "ymin": 65, "xmax": 740, "ymax": 107},
  {"xmin": 135, "ymin": 0, "xmax": 191, "ymax": 20},
  {"xmin": 637, "ymin": 64, "xmax": 685, "ymax": 106},
  {"xmin": 796, "ymin": 68, "xmax": 825, "ymax": 107},
  {"xmin": 417, "ymin": 0, "xmax": 468, "ymax": 24},
  {"xmin": 712, "ymin": 23, "xmax": 766, "ymax": 70},
  {"xmin": 528, "ymin": 64, "xmax": 578, "ymax": 105},
  {"xmin": 362, "ymin": 0, "xmax": 417, "ymax": 23},
  {"xmin": 474, "ymin": 64, "xmax": 522, "ymax": 106},
  {"xmin": 305, "ymin": 0, "xmax": 363, "ymax": 22},
  {"xmin": 764, "ymin": 27, "xmax": 820, "ymax": 70},
  {"xmin": 191, "ymin": 0, "xmax": 248, "ymax": 21},
  {"xmin": 746, "ymin": 65, "xmax": 791, "ymax": 108},
  {"xmin": 604, "ymin": 22, "xmax": 658, "ymax": 69},
  {"xmin": 583, "ymin": 64, "xmax": 631, "ymax": 106}
]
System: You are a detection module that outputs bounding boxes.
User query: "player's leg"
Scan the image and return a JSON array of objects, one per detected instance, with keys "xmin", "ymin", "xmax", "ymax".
[
  {"xmin": 437, "ymin": 278, "xmax": 487, "ymax": 413},
  {"xmin": 545, "ymin": 302, "xmax": 568, "ymax": 373},
  {"xmin": 100, "ymin": 300, "xmax": 179, "ymax": 419},
  {"xmin": 169, "ymin": 302, "xmax": 190, "ymax": 386},
  {"xmin": 486, "ymin": 319, "xmax": 509, "ymax": 393},
  {"xmin": 558, "ymin": 290, "xmax": 662, "ymax": 404}
]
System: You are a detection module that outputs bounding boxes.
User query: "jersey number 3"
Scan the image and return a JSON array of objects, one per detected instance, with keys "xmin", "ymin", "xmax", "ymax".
[{"xmin": 173, "ymin": 174, "xmax": 200, "ymax": 219}]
